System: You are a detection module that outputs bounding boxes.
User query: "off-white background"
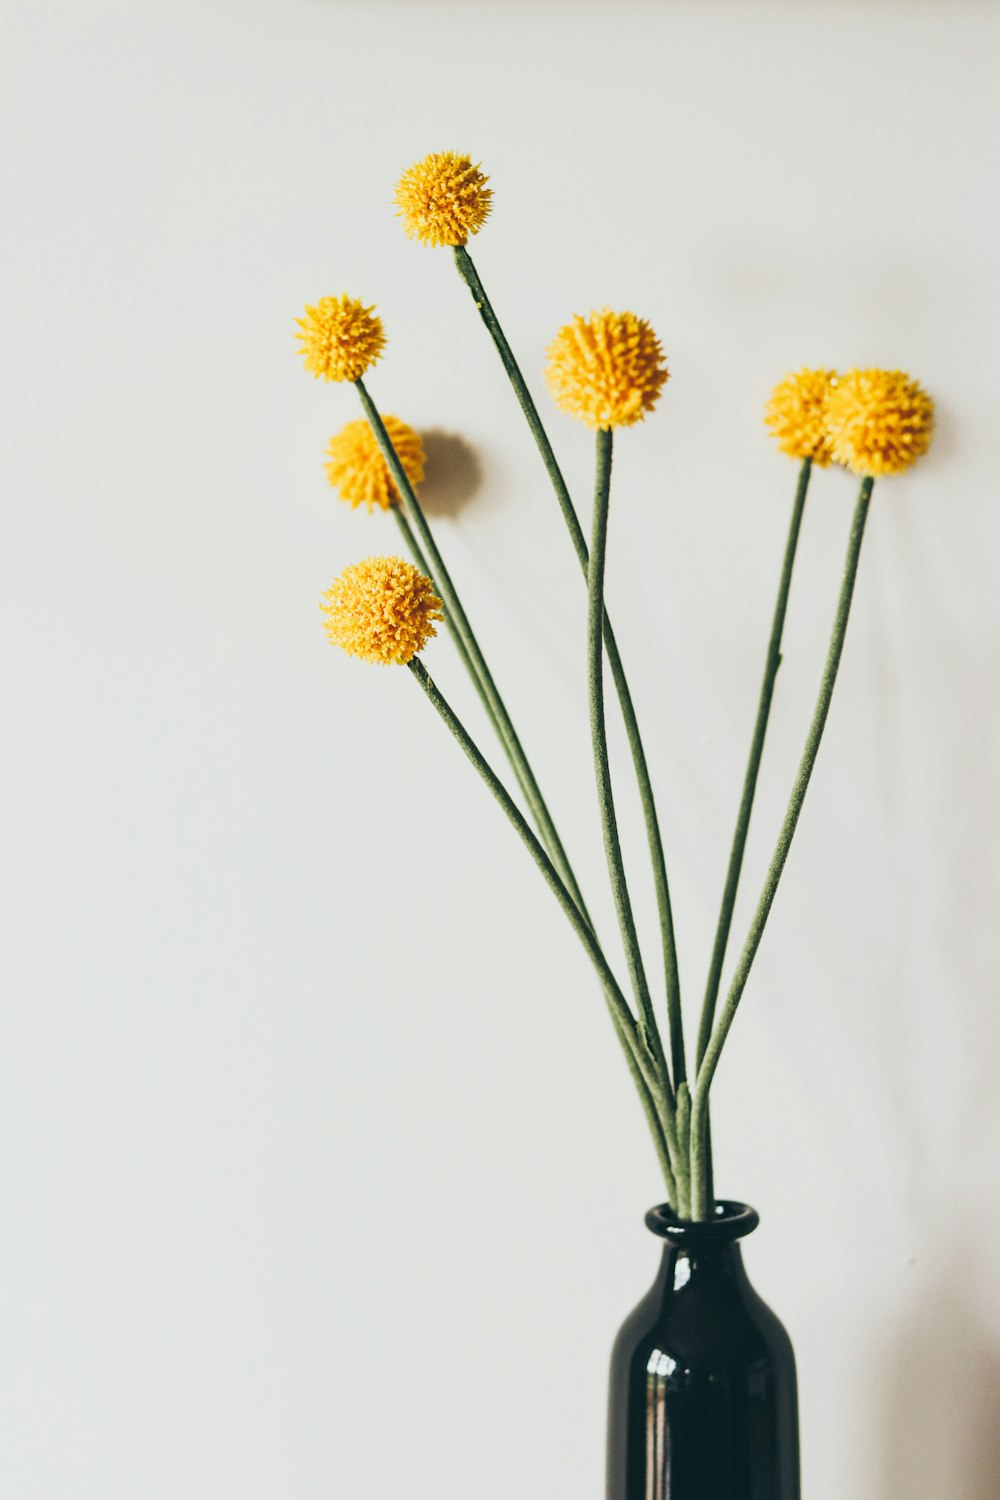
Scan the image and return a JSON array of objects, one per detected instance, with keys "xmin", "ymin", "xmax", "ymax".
[{"xmin": 2, "ymin": 2, "xmax": 999, "ymax": 1496}]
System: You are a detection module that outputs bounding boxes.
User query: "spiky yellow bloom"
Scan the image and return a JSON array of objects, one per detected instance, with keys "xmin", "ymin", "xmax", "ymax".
[
  {"xmin": 325, "ymin": 417, "xmax": 425, "ymax": 512},
  {"xmin": 320, "ymin": 556, "xmax": 443, "ymax": 666},
  {"xmin": 545, "ymin": 309, "xmax": 669, "ymax": 429},
  {"xmin": 295, "ymin": 295, "xmax": 385, "ymax": 383},
  {"xmin": 826, "ymin": 368, "xmax": 934, "ymax": 477},
  {"xmin": 394, "ymin": 151, "xmax": 493, "ymax": 247},
  {"xmin": 764, "ymin": 368, "xmax": 838, "ymax": 466}
]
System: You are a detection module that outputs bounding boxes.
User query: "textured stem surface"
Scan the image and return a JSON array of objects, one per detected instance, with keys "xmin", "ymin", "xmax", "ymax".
[
  {"xmin": 408, "ymin": 656, "xmax": 674, "ymax": 1189},
  {"xmin": 393, "ymin": 509, "xmax": 490, "ymax": 714},
  {"xmin": 696, "ymin": 458, "xmax": 813, "ymax": 1067},
  {"xmin": 588, "ymin": 429, "xmax": 666, "ymax": 1090},
  {"xmin": 452, "ymin": 246, "xmax": 685, "ymax": 1082},
  {"xmin": 674, "ymin": 1083, "xmax": 692, "ymax": 1218},
  {"xmin": 356, "ymin": 376, "xmax": 592, "ymax": 929},
  {"xmin": 694, "ymin": 458, "xmax": 812, "ymax": 1203},
  {"xmin": 689, "ymin": 478, "xmax": 874, "ymax": 1217}
]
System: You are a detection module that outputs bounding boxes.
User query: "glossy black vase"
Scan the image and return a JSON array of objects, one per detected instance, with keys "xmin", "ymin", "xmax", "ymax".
[{"xmin": 607, "ymin": 1201, "xmax": 800, "ymax": 1500}]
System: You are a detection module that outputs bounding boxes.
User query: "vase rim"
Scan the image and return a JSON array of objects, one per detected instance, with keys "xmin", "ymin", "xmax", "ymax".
[{"xmin": 644, "ymin": 1199, "xmax": 760, "ymax": 1245}]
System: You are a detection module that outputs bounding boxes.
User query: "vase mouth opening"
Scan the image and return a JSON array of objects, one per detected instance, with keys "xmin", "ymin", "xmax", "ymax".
[{"xmin": 644, "ymin": 1199, "xmax": 760, "ymax": 1245}]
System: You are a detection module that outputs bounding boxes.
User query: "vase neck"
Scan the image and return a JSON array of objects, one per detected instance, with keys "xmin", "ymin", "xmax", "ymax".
[
  {"xmin": 643, "ymin": 1199, "xmax": 759, "ymax": 1303},
  {"xmin": 652, "ymin": 1237, "xmax": 751, "ymax": 1299}
]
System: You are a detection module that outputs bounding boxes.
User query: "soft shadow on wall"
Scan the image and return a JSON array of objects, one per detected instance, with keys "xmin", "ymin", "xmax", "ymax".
[
  {"xmin": 418, "ymin": 430, "xmax": 484, "ymax": 520},
  {"xmin": 879, "ymin": 1274, "xmax": 1000, "ymax": 1500}
]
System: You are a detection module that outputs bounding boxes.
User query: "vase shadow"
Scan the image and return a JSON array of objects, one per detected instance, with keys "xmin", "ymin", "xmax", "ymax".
[
  {"xmin": 878, "ymin": 1262, "xmax": 1000, "ymax": 1500},
  {"xmin": 417, "ymin": 430, "xmax": 484, "ymax": 520}
]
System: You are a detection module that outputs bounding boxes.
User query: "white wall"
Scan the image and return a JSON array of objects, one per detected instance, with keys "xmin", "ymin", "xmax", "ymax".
[{"xmin": 2, "ymin": 2, "xmax": 999, "ymax": 1496}]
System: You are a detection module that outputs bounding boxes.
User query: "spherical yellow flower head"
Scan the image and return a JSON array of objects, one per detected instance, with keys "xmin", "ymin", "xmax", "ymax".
[
  {"xmin": 545, "ymin": 309, "xmax": 669, "ymax": 429},
  {"xmin": 826, "ymin": 368, "xmax": 934, "ymax": 477},
  {"xmin": 763, "ymin": 368, "xmax": 839, "ymax": 466},
  {"xmin": 394, "ymin": 152, "xmax": 493, "ymax": 247},
  {"xmin": 320, "ymin": 556, "xmax": 443, "ymax": 666},
  {"xmin": 295, "ymin": 295, "xmax": 385, "ymax": 383},
  {"xmin": 325, "ymin": 416, "xmax": 426, "ymax": 512}
]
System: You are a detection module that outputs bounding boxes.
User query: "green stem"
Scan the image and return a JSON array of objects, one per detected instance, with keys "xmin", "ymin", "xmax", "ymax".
[
  {"xmin": 452, "ymin": 245, "xmax": 685, "ymax": 1085},
  {"xmin": 689, "ymin": 478, "xmax": 874, "ymax": 1218},
  {"xmin": 696, "ymin": 458, "xmax": 812, "ymax": 1067},
  {"xmin": 693, "ymin": 457, "xmax": 812, "ymax": 1204},
  {"xmin": 356, "ymin": 376, "xmax": 592, "ymax": 931},
  {"xmin": 393, "ymin": 508, "xmax": 498, "ymax": 734},
  {"xmin": 674, "ymin": 1083, "xmax": 692, "ymax": 1218},
  {"xmin": 615, "ymin": 1028, "xmax": 677, "ymax": 1203},
  {"xmin": 588, "ymin": 429, "xmax": 669, "ymax": 1095},
  {"xmin": 407, "ymin": 655, "xmax": 675, "ymax": 1193}
]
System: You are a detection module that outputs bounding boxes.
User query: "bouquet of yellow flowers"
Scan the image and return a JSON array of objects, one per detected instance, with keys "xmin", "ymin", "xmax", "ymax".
[{"xmin": 294, "ymin": 150, "xmax": 933, "ymax": 1223}]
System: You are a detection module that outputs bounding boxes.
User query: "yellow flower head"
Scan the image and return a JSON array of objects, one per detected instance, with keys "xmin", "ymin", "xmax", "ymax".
[
  {"xmin": 320, "ymin": 556, "xmax": 443, "ymax": 666},
  {"xmin": 325, "ymin": 416, "xmax": 425, "ymax": 512},
  {"xmin": 763, "ymin": 368, "xmax": 839, "ymax": 466},
  {"xmin": 394, "ymin": 151, "xmax": 493, "ymax": 247},
  {"xmin": 295, "ymin": 295, "xmax": 385, "ymax": 383},
  {"xmin": 545, "ymin": 309, "xmax": 669, "ymax": 429},
  {"xmin": 826, "ymin": 368, "xmax": 934, "ymax": 477}
]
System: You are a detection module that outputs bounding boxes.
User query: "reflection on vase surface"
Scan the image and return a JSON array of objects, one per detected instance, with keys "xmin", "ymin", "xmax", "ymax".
[{"xmin": 607, "ymin": 1202, "xmax": 800, "ymax": 1500}]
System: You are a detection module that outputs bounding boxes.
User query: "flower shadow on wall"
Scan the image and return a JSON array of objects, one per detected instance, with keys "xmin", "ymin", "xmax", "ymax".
[{"xmin": 417, "ymin": 431, "xmax": 484, "ymax": 520}]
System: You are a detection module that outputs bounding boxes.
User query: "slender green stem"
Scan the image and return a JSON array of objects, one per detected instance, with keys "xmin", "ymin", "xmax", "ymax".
[
  {"xmin": 355, "ymin": 376, "xmax": 592, "ymax": 930},
  {"xmin": 674, "ymin": 1083, "xmax": 692, "ymax": 1218},
  {"xmin": 615, "ymin": 1027, "xmax": 677, "ymax": 1202},
  {"xmin": 616, "ymin": 639, "xmax": 685, "ymax": 1086},
  {"xmin": 689, "ymin": 478, "xmax": 874, "ymax": 1218},
  {"xmin": 693, "ymin": 457, "xmax": 812, "ymax": 1203},
  {"xmin": 588, "ymin": 429, "xmax": 669, "ymax": 1095},
  {"xmin": 408, "ymin": 655, "xmax": 675, "ymax": 1192},
  {"xmin": 393, "ymin": 506, "xmax": 432, "ymax": 578},
  {"xmin": 453, "ymin": 245, "xmax": 576, "ymax": 523},
  {"xmin": 452, "ymin": 245, "xmax": 685, "ymax": 1084},
  {"xmin": 393, "ymin": 508, "xmax": 498, "ymax": 732},
  {"xmin": 395, "ymin": 506, "xmax": 544, "ymax": 859},
  {"xmin": 696, "ymin": 458, "xmax": 812, "ymax": 1067}
]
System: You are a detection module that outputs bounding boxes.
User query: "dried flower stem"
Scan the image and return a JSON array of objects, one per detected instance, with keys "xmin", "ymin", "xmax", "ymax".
[
  {"xmin": 356, "ymin": 377, "xmax": 592, "ymax": 930},
  {"xmin": 690, "ymin": 478, "xmax": 874, "ymax": 1218},
  {"xmin": 674, "ymin": 1082, "xmax": 692, "ymax": 1217},
  {"xmin": 393, "ymin": 508, "xmax": 501, "ymax": 733},
  {"xmin": 589, "ymin": 428, "xmax": 671, "ymax": 1106},
  {"xmin": 408, "ymin": 655, "xmax": 675, "ymax": 1194},
  {"xmin": 452, "ymin": 245, "xmax": 686, "ymax": 1087},
  {"xmin": 697, "ymin": 458, "xmax": 812, "ymax": 1059},
  {"xmin": 694, "ymin": 457, "xmax": 812, "ymax": 1201}
]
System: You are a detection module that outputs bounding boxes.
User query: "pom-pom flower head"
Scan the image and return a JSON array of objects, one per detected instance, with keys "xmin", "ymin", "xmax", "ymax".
[
  {"xmin": 325, "ymin": 417, "xmax": 425, "ymax": 512},
  {"xmin": 295, "ymin": 295, "xmax": 385, "ymax": 383},
  {"xmin": 826, "ymin": 368, "xmax": 934, "ymax": 477},
  {"xmin": 545, "ymin": 309, "xmax": 669, "ymax": 429},
  {"xmin": 320, "ymin": 556, "xmax": 443, "ymax": 666},
  {"xmin": 394, "ymin": 152, "xmax": 493, "ymax": 247},
  {"xmin": 764, "ymin": 369, "xmax": 838, "ymax": 466}
]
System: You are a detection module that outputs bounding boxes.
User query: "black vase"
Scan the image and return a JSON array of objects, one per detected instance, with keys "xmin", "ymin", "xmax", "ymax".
[{"xmin": 606, "ymin": 1201, "xmax": 800, "ymax": 1500}]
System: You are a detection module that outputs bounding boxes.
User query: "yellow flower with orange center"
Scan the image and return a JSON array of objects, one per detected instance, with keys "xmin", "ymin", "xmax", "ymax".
[
  {"xmin": 826, "ymin": 369, "xmax": 934, "ymax": 476},
  {"xmin": 325, "ymin": 417, "xmax": 425, "ymax": 512},
  {"xmin": 545, "ymin": 309, "xmax": 669, "ymax": 429},
  {"xmin": 295, "ymin": 295, "xmax": 385, "ymax": 383},
  {"xmin": 394, "ymin": 152, "xmax": 493, "ymax": 247},
  {"xmin": 320, "ymin": 556, "xmax": 443, "ymax": 666},
  {"xmin": 764, "ymin": 369, "xmax": 839, "ymax": 466}
]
